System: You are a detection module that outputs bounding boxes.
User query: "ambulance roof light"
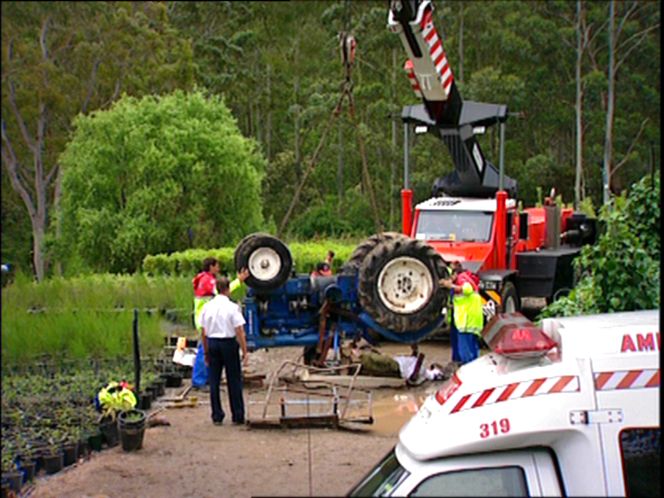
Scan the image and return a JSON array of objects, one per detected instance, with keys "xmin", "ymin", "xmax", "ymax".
[
  {"xmin": 482, "ymin": 313, "xmax": 558, "ymax": 360},
  {"xmin": 490, "ymin": 324, "xmax": 558, "ymax": 359}
]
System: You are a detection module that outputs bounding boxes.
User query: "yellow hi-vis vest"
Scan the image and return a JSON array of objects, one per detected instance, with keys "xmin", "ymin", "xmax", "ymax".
[
  {"xmin": 453, "ymin": 283, "xmax": 484, "ymax": 336},
  {"xmin": 194, "ymin": 277, "xmax": 243, "ymax": 330}
]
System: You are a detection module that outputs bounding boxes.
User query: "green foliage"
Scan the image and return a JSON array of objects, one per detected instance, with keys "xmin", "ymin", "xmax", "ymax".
[
  {"xmin": 288, "ymin": 191, "xmax": 377, "ymax": 239},
  {"xmin": 58, "ymin": 90, "xmax": 266, "ymax": 273},
  {"xmin": 1, "ymin": 1, "xmax": 196, "ymax": 280},
  {"xmin": 1, "ymin": 309, "xmax": 164, "ymax": 367},
  {"xmin": 143, "ymin": 239, "xmax": 359, "ymax": 276},
  {"xmin": 540, "ymin": 175, "xmax": 660, "ymax": 318},
  {"xmin": 1, "ymin": 273, "xmax": 194, "ymax": 365}
]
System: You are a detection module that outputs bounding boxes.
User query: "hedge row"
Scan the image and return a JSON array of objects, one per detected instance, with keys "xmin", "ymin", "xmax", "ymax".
[{"xmin": 142, "ymin": 240, "xmax": 361, "ymax": 276}]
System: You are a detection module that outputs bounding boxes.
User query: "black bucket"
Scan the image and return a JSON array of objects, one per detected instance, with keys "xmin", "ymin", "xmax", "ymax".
[
  {"xmin": 18, "ymin": 460, "xmax": 36, "ymax": 484},
  {"xmin": 118, "ymin": 409, "xmax": 146, "ymax": 452},
  {"xmin": 87, "ymin": 432, "xmax": 103, "ymax": 452},
  {"xmin": 99, "ymin": 419, "xmax": 119, "ymax": 448},
  {"xmin": 2, "ymin": 472, "xmax": 22, "ymax": 493},
  {"xmin": 138, "ymin": 391, "xmax": 153, "ymax": 410},
  {"xmin": 62, "ymin": 443, "xmax": 78, "ymax": 466},
  {"xmin": 42, "ymin": 452, "xmax": 64, "ymax": 475},
  {"xmin": 164, "ymin": 373, "xmax": 183, "ymax": 388}
]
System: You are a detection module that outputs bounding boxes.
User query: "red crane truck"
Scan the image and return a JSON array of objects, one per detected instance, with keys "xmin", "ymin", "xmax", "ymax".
[{"xmin": 388, "ymin": 0, "xmax": 596, "ymax": 319}]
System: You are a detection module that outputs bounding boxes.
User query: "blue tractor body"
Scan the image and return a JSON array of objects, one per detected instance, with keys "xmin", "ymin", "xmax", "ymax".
[{"xmin": 243, "ymin": 273, "xmax": 445, "ymax": 351}]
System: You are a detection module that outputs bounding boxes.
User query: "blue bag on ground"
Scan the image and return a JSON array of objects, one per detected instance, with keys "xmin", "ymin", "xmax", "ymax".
[{"xmin": 192, "ymin": 343, "xmax": 208, "ymax": 387}]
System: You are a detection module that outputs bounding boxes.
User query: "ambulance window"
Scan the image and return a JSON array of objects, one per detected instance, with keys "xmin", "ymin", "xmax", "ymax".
[
  {"xmin": 349, "ymin": 449, "xmax": 410, "ymax": 497},
  {"xmin": 410, "ymin": 466, "xmax": 528, "ymax": 497},
  {"xmin": 619, "ymin": 428, "xmax": 660, "ymax": 497}
]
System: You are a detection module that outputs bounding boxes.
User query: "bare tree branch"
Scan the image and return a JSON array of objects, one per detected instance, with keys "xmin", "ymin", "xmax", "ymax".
[
  {"xmin": 2, "ymin": 123, "xmax": 36, "ymax": 219},
  {"xmin": 45, "ymin": 164, "xmax": 59, "ymax": 186},
  {"xmin": 82, "ymin": 59, "xmax": 101, "ymax": 114},
  {"xmin": 7, "ymin": 81, "xmax": 37, "ymax": 153},
  {"xmin": 615, "ymin": 23, "xmax": 661, "ymax": 72},
  {"xmin": 615, "ymin": 1, "xmax": 639, "ymax": 40},
  {"xmin": 40, "ymin": 17, "xmax": 51, "ymax": 60},
  {"xmin": 612, "ymin": 118, "xmax": 649, "ymax": 174}
]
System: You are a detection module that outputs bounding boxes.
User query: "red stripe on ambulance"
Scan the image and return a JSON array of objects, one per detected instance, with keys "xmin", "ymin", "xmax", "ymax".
[
  {"xmin": 449, "ymin": 376, "xmax": 580, "ymax": 414},
  {"xmin": 594, "ymin": 369, "xmax": 660, "ymax": 390}
]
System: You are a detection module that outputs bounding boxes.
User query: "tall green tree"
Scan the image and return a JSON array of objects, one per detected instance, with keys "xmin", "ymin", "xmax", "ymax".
[
  {"xmin": 58, "ymin": 90, "xmax": 266, "ymax": 273},
  {"xmin": 1, "ymin": 1, "xmax": 194, "ymax": 280}
]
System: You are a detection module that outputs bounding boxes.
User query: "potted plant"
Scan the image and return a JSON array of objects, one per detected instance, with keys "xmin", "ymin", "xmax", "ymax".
[
  {"xmin": 117, "ymin": 409, "xmax": 147, "ymax": 452},
  {"xmin": 96, "ymin": 381, "xmax": 137, "ymax": 448},
  {"xmin": 40, "ymin": 437, "xmax": 64, "ymax": 475},
  {"xmin": 1, "ymin": 449, "xmax": 22, "ymax": 493},
  {"xmin": 14, "ymin": 435, "xmax": 37, "ymax": 484}
]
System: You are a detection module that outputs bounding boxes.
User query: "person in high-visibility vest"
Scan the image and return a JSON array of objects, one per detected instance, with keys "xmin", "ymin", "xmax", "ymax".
[
  {"xmin": 440, "ymin": 265, "xmax": 483, "ymax": 365},
  {"xmin": 192, "ymin": 258, "xmax": 249, "ymax": 389}
]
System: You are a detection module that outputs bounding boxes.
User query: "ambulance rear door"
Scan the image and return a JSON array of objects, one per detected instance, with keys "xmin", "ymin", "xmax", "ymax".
[{"xmin": 591, "ymin": 352, "xmax": 660, "ymax": 497}]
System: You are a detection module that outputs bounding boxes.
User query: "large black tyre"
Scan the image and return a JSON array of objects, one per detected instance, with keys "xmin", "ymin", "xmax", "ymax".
[
  {"xmin": 234, "ymin": 234, "xmax": 292, "ymax": 291},
  {"xmin": 500, "ymin": 281, "xmax": 520, "ymax": 313},
  {"xmin": 340, "ymin": 232, "xmax": 408, "ymax": 275},
  {"xmin": 233, "ymin": 232, "xmax": 271, "ymax": 271},
  {"xmin": 358, "ymin": 238, "xmax": 448, "ymax": 333}
]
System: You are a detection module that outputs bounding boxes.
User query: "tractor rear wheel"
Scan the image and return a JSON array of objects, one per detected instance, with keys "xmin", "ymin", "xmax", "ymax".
[
  {"xmin": 358, "ymin": 238, "xmax": 447, "ymax": 333},
  {"xmin": 340, "ymin": 232, "xmax": 408, "ymax": 275},
  {"xmin": 234, "ymin": 234, "xmax": 292, "ymax": 291}
]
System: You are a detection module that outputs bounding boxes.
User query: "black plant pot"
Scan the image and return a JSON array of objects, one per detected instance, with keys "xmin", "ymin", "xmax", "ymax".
[
  {"xmin": 154, "ymin": 379, "xmax": 166, "ymax": 396},
  {"xmin": 178, "ymin": 365, "xmax": 192, "ymax": 379},
  {"xmin": 163, "ymin": 373, "xmax": 183, "ymax": 388},
  {"xmin": 78, "ymin": 438, "xmax": 90, "ymax": 459},
  {"xmin": 18, "ymin": 460, "xmax": 36, "ymax": 483},
  {"xmin": 138, "ymin": 391, "xmax": 153, "ymax": 410},
  {"xmin": 62, "ymin": 443, "xmax": 78, "ymax": 466},
  {"xmin": 118, "ymin": 409, "xmax": 147, "ymax": 452},
  {"xmin": 87, "ymin": 432, "xmax": 103, "ymax": 452},
  {"xmin": 99, "ymin": 419, "xmax": 119, "ymax": 448},
  {"xmin": 1, "ymin": 472, "xmax": 22, "ymax": 493},
  {"xmin": 146, "ymin": 385, "xmax": 159, "ymax": 401},
  {"xmin": 42, "ymin": 452, "xmax": 64, "ymax": 475}
]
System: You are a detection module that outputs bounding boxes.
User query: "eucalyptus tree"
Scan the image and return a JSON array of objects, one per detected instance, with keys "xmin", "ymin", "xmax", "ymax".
[{"xmin": 1, "ymin": 1, "xmax": 195, "ymax": 280}]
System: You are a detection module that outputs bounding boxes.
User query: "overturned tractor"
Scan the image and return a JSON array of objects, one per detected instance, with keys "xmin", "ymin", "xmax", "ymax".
[{"xmin": 234, "ymin": 233, "xmax": 449, "ymax": 361}]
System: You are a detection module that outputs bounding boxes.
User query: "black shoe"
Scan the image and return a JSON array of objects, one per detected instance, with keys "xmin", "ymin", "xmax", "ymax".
[
  {"xmin": 232, "ymin": 419, "xmax": 245, "ymax": 425},
  {"xmin": 213, "ymin": 420, "xmax": 224, "ymax": 426}
]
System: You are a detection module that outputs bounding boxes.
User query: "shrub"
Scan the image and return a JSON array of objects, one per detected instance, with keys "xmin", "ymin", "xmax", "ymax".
[{"xmin": 540, "ymin": 174, "xmax": 660, "ymax": 318}]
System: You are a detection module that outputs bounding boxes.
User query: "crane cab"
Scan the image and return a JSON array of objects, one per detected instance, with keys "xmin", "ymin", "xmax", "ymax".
[{"xmin": 349, "ymin": 309, "xmax": 660, "ymax": 497}]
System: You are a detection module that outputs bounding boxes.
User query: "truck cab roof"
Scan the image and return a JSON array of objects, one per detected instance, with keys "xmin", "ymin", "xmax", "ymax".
[{"xmin": 415, "ymin": 197, "xmax": 517, "ymax": 212}]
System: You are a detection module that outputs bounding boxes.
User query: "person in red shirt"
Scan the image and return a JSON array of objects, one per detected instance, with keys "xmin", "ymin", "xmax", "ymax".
[{"xmin": 191, "ymin": 258, "xmax": 221, "ymax": 389}]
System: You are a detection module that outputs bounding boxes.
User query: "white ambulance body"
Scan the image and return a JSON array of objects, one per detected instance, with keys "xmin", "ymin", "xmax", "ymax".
[{"xmin": 350, "ymin": 309, "xmax": 660, "ymax": 497}]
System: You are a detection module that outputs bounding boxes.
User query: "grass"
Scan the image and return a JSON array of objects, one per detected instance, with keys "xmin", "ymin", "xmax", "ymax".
[{"xmin": 1, "ymin": 273, "xmax": 192, "ymax": 367}]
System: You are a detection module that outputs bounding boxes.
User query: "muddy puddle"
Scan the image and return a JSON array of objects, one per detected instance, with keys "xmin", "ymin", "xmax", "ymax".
[{"xmin": 367, "ymin": 390, "xmax": 429, "ymax": 435}]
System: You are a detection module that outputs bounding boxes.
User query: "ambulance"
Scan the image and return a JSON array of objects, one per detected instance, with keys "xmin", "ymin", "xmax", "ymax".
[{"xmin": 349, "ymin": 309, "xmax": 660, "ymax": 496}]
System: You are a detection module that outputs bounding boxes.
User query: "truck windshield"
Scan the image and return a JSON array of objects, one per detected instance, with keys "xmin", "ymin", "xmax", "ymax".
[
  {"xmin": 348, "ymin": 448, "xmax": 409, "ymax": 497},
  {"xmin": 415, "ymin": 211, "xmax": 493, "ymax": 242}
]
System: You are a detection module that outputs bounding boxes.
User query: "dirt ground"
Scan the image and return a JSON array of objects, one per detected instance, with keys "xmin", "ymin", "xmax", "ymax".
[{"xmin": 28, "ymin": 341, "xmax": 454, "ymax": 498}]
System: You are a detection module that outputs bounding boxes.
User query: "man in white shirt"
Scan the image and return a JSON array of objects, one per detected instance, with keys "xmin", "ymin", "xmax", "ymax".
[{"xmin": 200, "ymin": 277, "xmax": 249, "ymax": 425}]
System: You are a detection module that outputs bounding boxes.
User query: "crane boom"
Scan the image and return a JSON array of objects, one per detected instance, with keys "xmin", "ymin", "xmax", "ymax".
[{"xmin": 388, "ymin": 0, "xmax": 517, "ymax": 198}]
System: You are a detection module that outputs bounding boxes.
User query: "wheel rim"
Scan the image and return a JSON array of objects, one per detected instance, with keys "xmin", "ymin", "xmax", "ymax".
[
  {"xmin": 503, "ymin": 295, "xmax": 517, "ymax": 313},
  {"xmin": 248, "ymin": 247, "xmax": 282, "ymax": 282},
  {"xmin": 377, "ymin": 257, "xmax": 434, "ymax": 313}
]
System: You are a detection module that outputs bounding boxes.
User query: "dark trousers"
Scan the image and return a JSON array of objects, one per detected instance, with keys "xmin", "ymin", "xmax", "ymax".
[{"xmin": 207, "ymin": 337, "xmax": 245, "ymax": 423}]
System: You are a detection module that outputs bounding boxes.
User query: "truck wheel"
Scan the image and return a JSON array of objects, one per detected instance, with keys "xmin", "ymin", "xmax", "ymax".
[
  {"xmin": 341, "ymin": 232, "xmax": 408, "ymax": 275},
  {"xmin": 358, "ymin": 238, "xmax": 447, "ymax": 333},
  {"xmin": 234, "ymin": 234, "xmax": 292, "ymax": 291},
  {"xmin": 233, "ymin": 232, "xmax": 271, "ymax": 271},
  {"xmin": 500, "ymin": 282, "xmax": 520, "ymax": 313}
]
